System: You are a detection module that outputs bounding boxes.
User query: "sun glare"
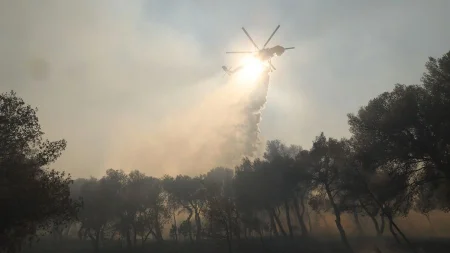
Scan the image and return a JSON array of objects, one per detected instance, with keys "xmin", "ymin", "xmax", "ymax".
[{"xmin": 236, "ymin": 56, "xmax": 266, "ymax": 82}]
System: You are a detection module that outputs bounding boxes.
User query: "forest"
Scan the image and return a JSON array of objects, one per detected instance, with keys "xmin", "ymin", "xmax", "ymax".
[{"xmin": 1, "ymin": 51, "xmax": 450, "ymax": 253}]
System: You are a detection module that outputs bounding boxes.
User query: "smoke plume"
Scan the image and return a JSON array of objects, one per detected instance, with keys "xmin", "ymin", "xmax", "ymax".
[
  {"xmin": 239, "ymin": 72, "xmax": 271, "ymax": 158},
  {"xmin": 104, "ymin": 74, "xmax": 272, "ymax": 177}
]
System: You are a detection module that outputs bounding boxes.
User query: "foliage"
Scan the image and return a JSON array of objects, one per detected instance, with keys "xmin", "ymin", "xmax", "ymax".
[{"xmin": 0, "ymin": 91, "xmax": 80, "ymax": 253}]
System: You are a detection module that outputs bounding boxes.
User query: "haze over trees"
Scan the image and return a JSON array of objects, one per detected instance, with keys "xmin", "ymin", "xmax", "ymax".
[{"xmin": 1, "ymin": 51, "xmax": 450, "ymax": 253}]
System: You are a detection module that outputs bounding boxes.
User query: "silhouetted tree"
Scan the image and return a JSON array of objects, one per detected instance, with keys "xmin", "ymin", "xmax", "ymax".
[
  {"xmin": 162, "ymin": 175, "xmax": 205, "ymax": 241},
  {"xmin": 0, "ymin": 91, "xmax": 80, "ymax": 253},
  {"xmin": 202, "ymin": 167, "xmax": 238, "ymax": 253},
  {"xmin": 307, "ymin": 133, "xmax": 355, "ymax": 253},
  {"xmin": 348, "ymin": 50, "xmax": 450, "ymax": 210},
  {"xmin": 132, "ymin": 172, "xmax": 170, "ymax": 244},
  {"xmin": 263, "ymin": 140, "xmax": 297, "ymax": 239},
  {"xmin": 77, "ymin": 177, "xmax": 116, "ymax": 252}
]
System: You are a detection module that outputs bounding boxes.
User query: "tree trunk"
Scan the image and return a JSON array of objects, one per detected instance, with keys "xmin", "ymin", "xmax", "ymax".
[
  {"xmin": 267, "ymin": 209, "xmax": 279, "ymax": 236},
  {"xmin": 352, "ymin": 207, "xmax": 364, "ymax": 235},
  {"xmin": 386, "ymin": 208, "xmax": 416, "ymax": 251},
  {"xmin": 142, "ymin": 230, "xmax": 152, "ymax": 245},
  {"xmin": 360, "ymin": 202, "xmax": 381, "ymax": 236},
  {"xmin": 154, "ymin": 213, "xmax": 164, "ymax": 242},
  {"xmin": 355, "ymin": 167, "xmax": 418, "ymax": 253},
  {"xmin": 133, "ymin": 225, "xmax": 137, "ymax": 246},
  {"xmin": 271, "ymin": 208, "xmax": 287, "ymax": 237},
  {"xmin": 77, "ymin": 225, "xmax": 84, "ymax": 240},
  {"xmin": 88, "ymin": 228, "xmax": 101, "ymax": 253},
  {"xmin": 225, "ymin": 224, "xmax": 232, "ymax": 253},
  {"xmin": 234, "ymin": 210, "xmax": 241, "ymax": 240},
  {"xmin": 64, "ymin": 223, "xmax": 72, "ymax": 237},
  {"xmin": 173, "ymin": 212, "xmax": 178, "ymax": 241},
  {"xmin": 324, "ymin": 184, "xmax": 354, "ymax": 253},
  {"xmin": 226, "ymin": 234, "xmax": 232, "ymax": 253},
  {"xmin": 187, "ymin": 213, "xmax": 194, "ymax": 242},
  {"xmin": 208, "ymin": 211, "xmax": 214, "ymax": 237},
  {"xmin": 194, "ymin": 209, "xmax": 202, "ymax": 241},
  {"xmin": 389, "ymin": 219, "xmax": 401, "ymax": 244},
  {"xmin": 93, "ymin": 237, "xmax": 100, "ymax": 252},
  {"xmin": 299, "ymin": 195, "xmax": 310, "ymax": 236},
  {"xmin": 383, "ymin": 209, "xmax": 406, "ymax": 245},
  {"xmin": 84, "ymin": 228, "xmax": 89, "ymax": 240},
  {"xmin": 293, "ymin": 196, "xmax": 309, "ymax": 237},
  {"xmin": 126, "ymin": 229, "xmax": 132, "ymax": 249},
  {"xmin": 284, "ymin": 200, "xmax": 294, "ymax": 239},
  {"xmin": 155, "ymin": 225, "xmax": 163, "ymax": 241},
  {"xmin": 95, "ymin": 230, "xmax": 101, "ymax": 252},
  {"xmin": 307, "ymin": 209, "xmax": 313, "ymax": 233},
  {"xmin": 258, "ymin": 228, "xmax": 265, "ymax": 248},
  {"xmin": 99, "ymin": 227, "xmax": 105, "ymax": 248},
  {"xmin": 153, "ymin": 207, "xmax": 164, "ymax": 242},
  {"xmin": 369, "ymin": 213, "xmax": 381, "ymax": 236},
  {"xmin": 380, "ymin": 214, "xmax": 385, "ymax": 234},
  {"xmin": 228, "ymin": 211, "xmax": 234, "ymax": 253},
  {"xmin": 424, "ymin": 213, "xmax": 436, "ymax": 235}
]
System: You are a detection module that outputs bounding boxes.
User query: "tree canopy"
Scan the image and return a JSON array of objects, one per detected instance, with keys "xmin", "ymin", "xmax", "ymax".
[
  {"xmin": 3, "ymin": 50, "xmax": 450, "ymax": 253},
  {"xmin": 0, "ymin": 91, "xmax": 80, "ymax": 253}
]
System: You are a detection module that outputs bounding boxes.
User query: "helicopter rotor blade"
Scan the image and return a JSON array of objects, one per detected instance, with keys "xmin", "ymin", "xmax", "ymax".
[
  {"xmin": 263, "ymin": 25, "xmax": 280, "ymax": 49},
  {"xmin": 225, "ymin": 51, "xmax": 255, "ymax": 54},
  {"xmin": 284, "ymin": 47, "xmax": 295, "ymax": 50},
  {"xmin": 241, "ymin": 27, "xmax": 260, "ymax": 50}
]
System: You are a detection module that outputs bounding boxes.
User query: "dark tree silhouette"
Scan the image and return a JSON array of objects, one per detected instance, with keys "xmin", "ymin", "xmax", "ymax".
[
  {"xmin": 348, "ymin": 50, "xmax": 450, "ymax": 210},
  {"xmin": 162, "ymin": 175, "xmax": 205, "ymax": 242},
  {"xmin": 0, "ymin": 91, "xmax": 80, "ymax": 253}
]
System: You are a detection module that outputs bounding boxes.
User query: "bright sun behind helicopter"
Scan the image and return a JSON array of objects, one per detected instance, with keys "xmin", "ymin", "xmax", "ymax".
[
  {"xmin": 236, "ymin": 56, "xmax": 267, "ymax": 82},
  {"xmin": 222, "ymin": 25, "xmax": 295, "ymax": 79}
]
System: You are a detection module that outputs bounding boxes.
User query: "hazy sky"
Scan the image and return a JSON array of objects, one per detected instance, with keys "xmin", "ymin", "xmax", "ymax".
[{"xmin": 1, "ymin": 0, "xmax": 450, "ymax": 178}]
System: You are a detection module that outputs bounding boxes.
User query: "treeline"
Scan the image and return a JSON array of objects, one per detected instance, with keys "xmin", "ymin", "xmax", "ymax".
[{"xmin": 2, "ymin": 50, "xmax": 450, "ymax": 253}]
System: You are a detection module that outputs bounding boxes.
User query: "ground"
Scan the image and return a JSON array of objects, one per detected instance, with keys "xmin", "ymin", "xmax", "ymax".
[{"xmin": 20, "ymin": 236, "xmax": 450, "ymax": 253}]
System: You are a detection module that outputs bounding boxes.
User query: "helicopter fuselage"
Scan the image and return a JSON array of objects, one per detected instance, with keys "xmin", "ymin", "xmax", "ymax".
[{"xmin": 255, "ymin": 45, "xmax": 286, "ymax": 61}]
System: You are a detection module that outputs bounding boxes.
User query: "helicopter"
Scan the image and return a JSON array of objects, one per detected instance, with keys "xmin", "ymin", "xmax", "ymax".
[{"xmin": 222, "ymin": 25, "xmax": 294, "ymax": 75}]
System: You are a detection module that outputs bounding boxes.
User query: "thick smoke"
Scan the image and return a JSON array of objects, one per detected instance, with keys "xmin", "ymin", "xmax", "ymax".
[
  {"xmin": 214, "ymin": 71, "xmax": 271, "ymax": 167},
  {"xmin": 104, "ymin": 75, "xmax": 272, "ymax": 177},
  {"xmin": 239, "ymin": 72, "xmax": 271, "ymax": 158}
]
